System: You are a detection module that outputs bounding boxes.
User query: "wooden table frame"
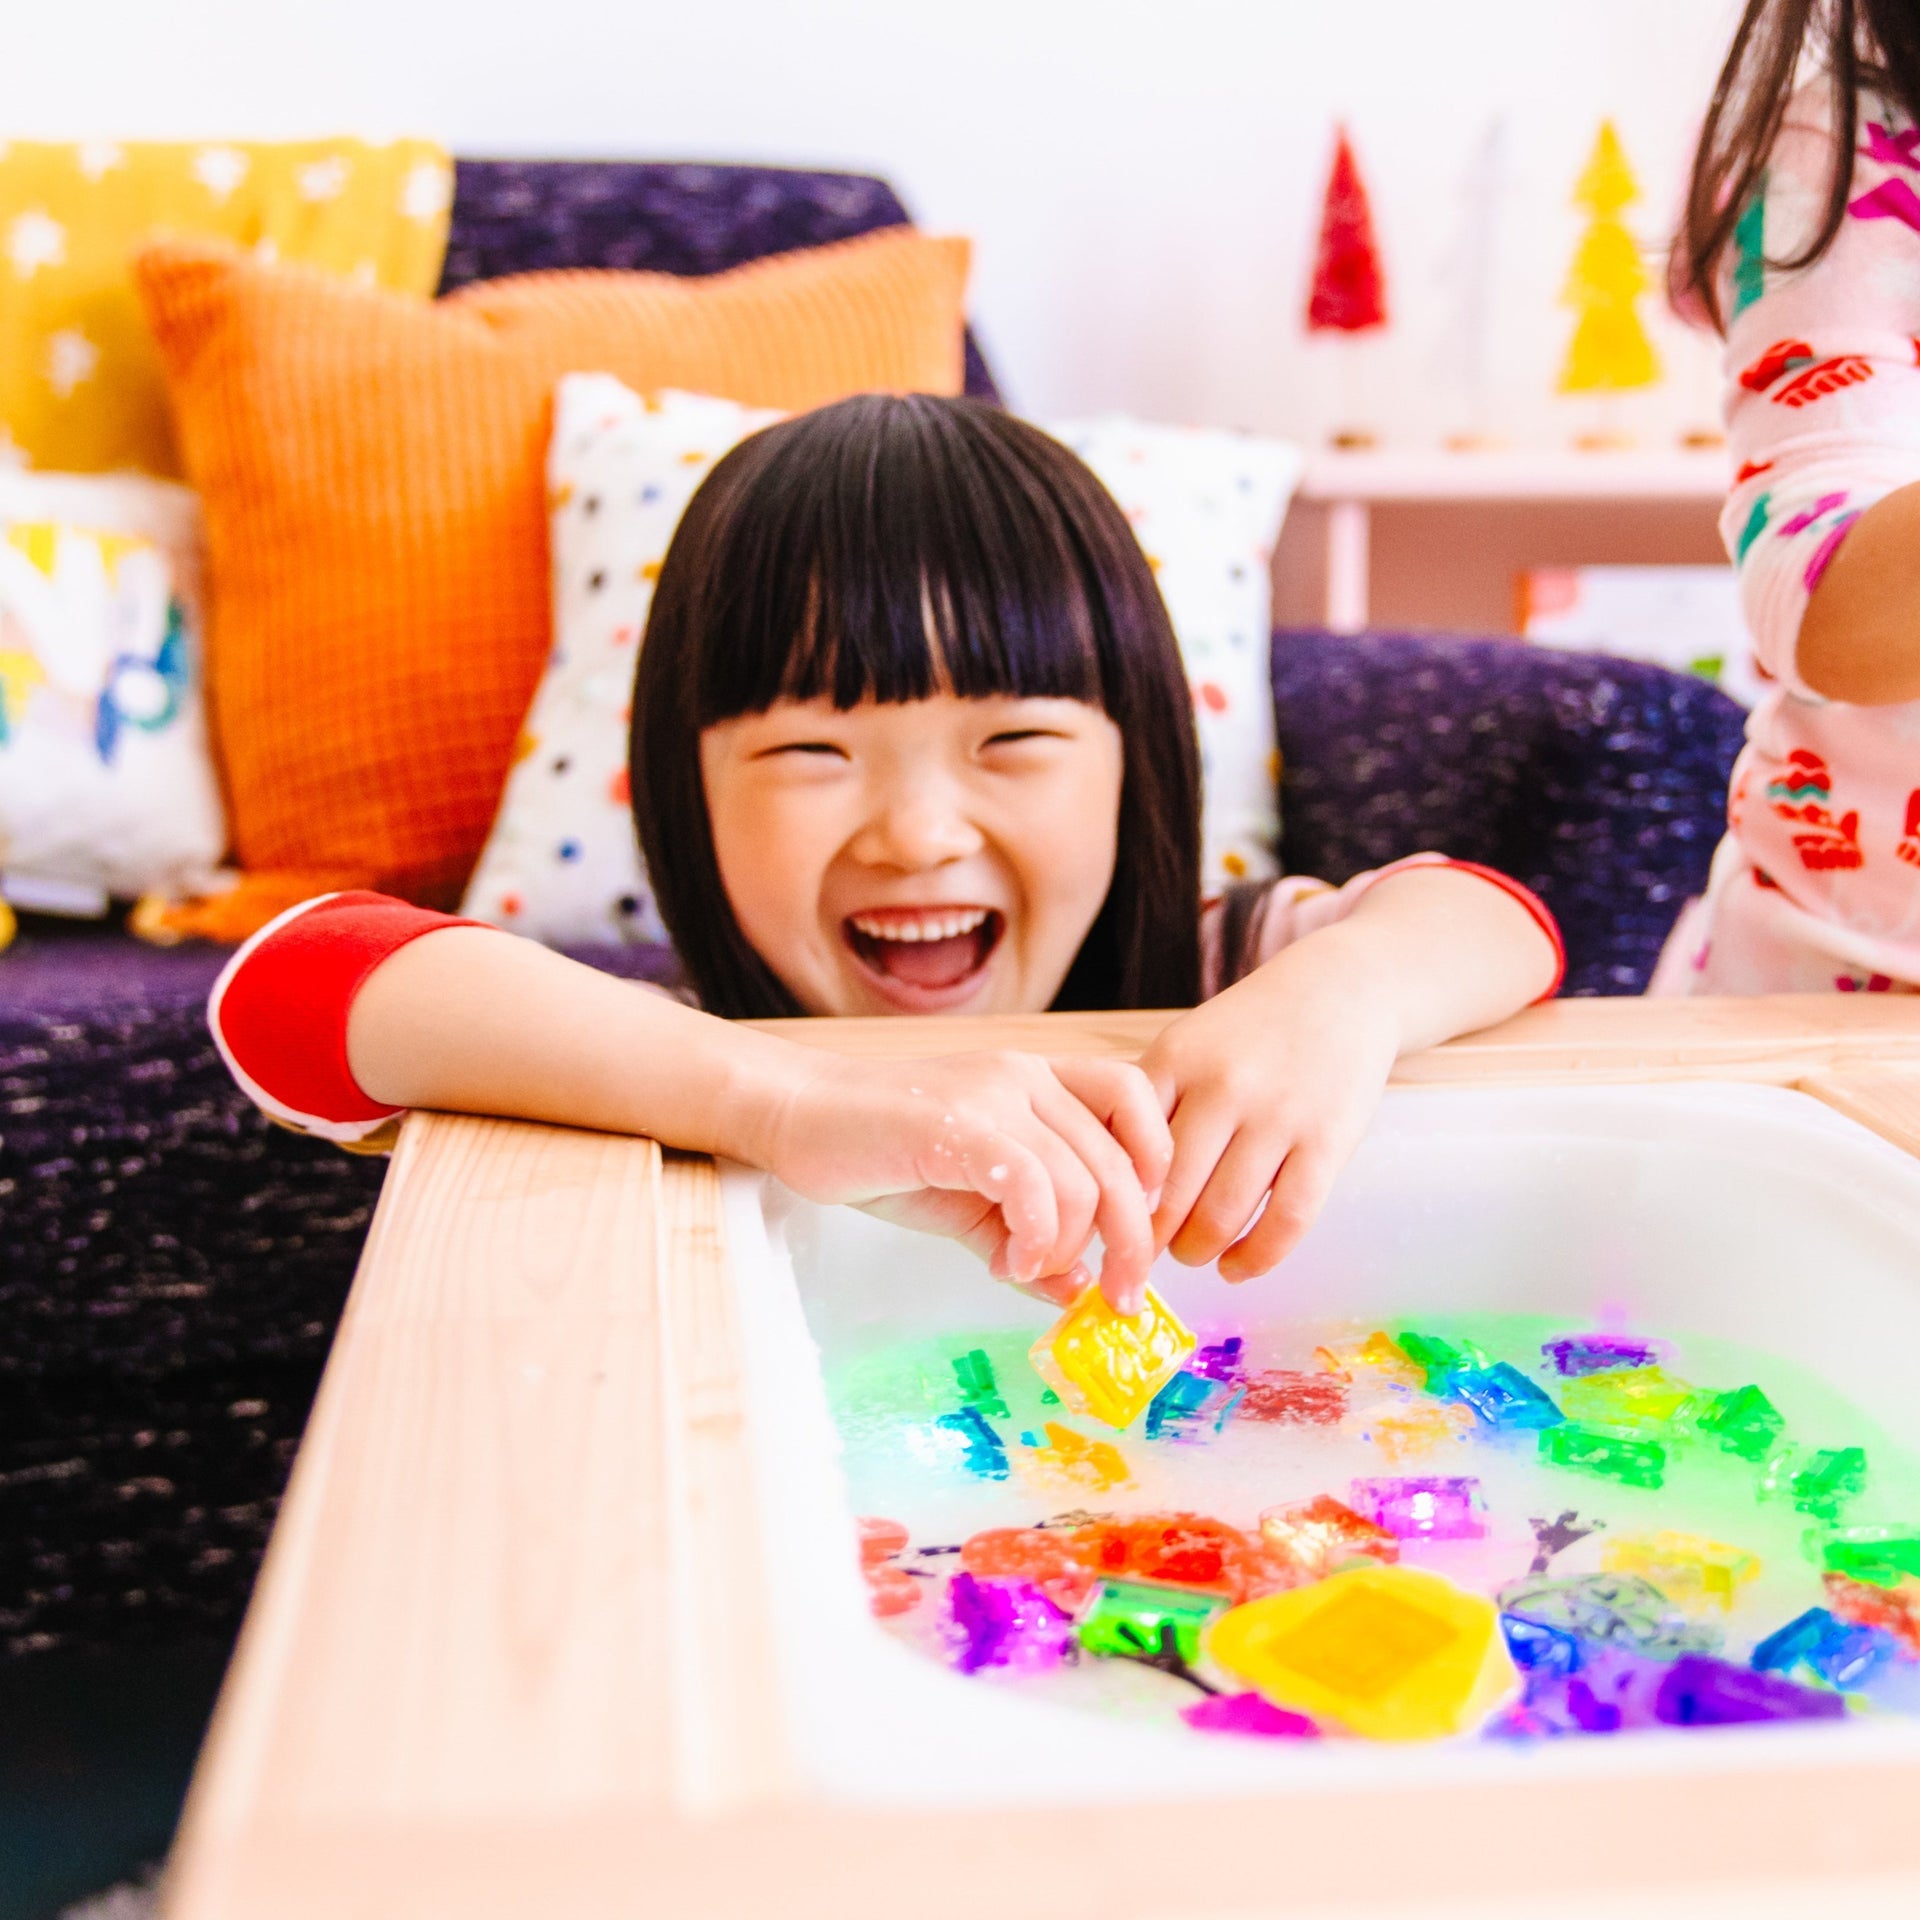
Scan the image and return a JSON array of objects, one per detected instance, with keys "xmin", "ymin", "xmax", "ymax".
[{"xmin": 162, "ymin": 997, "xmax": 1920, "ymax": 1919}]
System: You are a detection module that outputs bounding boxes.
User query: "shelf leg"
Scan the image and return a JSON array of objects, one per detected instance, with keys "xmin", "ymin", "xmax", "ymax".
[{"xmin": 1323, "ymin": 498, "xmax": 1370, "ymax": 634}]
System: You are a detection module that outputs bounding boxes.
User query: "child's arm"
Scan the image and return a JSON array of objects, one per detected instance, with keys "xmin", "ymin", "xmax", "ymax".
[
  {"xmin": 1715, "ymin": 91, "xmax": 1920, "ymax": 706},
  {"xmin": 1140, "ymin": 861, "xmax": 1560, "ymax": 1280},
  {"xmin": 214, "ymin": 896, "xmax": 1170, "ymax": 1310}
]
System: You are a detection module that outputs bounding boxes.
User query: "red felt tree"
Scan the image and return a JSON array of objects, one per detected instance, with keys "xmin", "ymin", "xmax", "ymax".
[{"xmin": 1306, "ymin": 126, "xmax": 1388, "ymax": 334}]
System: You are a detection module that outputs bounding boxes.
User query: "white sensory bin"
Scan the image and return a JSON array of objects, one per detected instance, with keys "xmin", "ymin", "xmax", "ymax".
[{"xmin": 719, "ymin": 1083, "xmax": 1920, "ymax": 1805}]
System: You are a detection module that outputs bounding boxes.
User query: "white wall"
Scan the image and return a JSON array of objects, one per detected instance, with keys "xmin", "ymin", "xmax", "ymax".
[{"xmin": 10, "ymin": 0, "xmax": 1745, "ymax": 447}]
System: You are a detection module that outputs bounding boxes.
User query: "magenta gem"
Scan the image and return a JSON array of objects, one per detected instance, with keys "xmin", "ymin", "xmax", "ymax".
[
  {"xmin": 1181, "ymin": 1691, "xmax": 1320, "ymax": 1739},
  {"xmin": 1190, "ymin": 1337, "xmax": 1247, "ymax": 1384},
  {"xmin": 1349, "ymin": 1475, "xmax": 1486, "ymax": 1541},
  {"xmin": 944, "ymin": 1573, "xmax": 1073, "ymax": 1675}
]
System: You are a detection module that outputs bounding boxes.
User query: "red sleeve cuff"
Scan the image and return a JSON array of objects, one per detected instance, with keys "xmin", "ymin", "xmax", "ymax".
[
  {"xmin": 1440, "ymin": 862, "xmax": 1566, "ymax": 1001},
  {"xmin": 209, "ymin": 891, "xmax": 480, "ymax": 1141}
]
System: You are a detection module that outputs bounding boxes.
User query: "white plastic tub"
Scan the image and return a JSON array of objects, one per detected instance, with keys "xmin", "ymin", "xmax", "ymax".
[{"xmin": 717, "ymin": 1082, "xmax": 1920, "ymax": 1806}]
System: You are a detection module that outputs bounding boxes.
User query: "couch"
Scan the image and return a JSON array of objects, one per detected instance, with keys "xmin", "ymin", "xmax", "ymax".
[{"xmin": 0, "ymin": 161, "xmax": 1750, "ymax": 1669}]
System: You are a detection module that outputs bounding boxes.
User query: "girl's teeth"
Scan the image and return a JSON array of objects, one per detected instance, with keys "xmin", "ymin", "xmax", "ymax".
[{"xmin": 851, "ymin": 909, "xmax": 989, "ymax": 943}]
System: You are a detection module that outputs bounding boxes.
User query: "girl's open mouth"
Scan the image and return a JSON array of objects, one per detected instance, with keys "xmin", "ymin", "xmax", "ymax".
[{"xmin": 843, "ymin": 906, "xmax": 1005, "ymax": 1009}]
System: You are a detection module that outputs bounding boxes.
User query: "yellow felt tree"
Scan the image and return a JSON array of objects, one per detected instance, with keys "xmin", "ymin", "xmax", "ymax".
[{"xmin": 1558, "ymin": 121, "xmax": 1660, "ymax": 395}]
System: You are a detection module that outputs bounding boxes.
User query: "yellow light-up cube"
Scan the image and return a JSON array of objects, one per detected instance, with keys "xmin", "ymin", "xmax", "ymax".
[
  {"xmin": 1029, "ymin": 1285, "xmax": 1196, "ymax": 1431},
  {"xmin": 1205, "ymin": 1563, "xmax": 1517, "ymax": 1741},
  {"xmin": 1358, "ymin": 1399, "xmax": 1476, "ymax": 1463},
  {"xmin": 1601, "ymin": 1531, "xmax": 1761, "ymax": 1613},
  {"xmin": 1559, "ymin": 1365, "xmax": 1698, "ymax": 1432},
  {"xmin": 1018, "ymin": 1421, "xmax": 1133, "ymax": 1495}
]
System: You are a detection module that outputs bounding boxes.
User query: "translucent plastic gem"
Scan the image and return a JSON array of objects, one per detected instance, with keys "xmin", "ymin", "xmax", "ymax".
[
  {"xmin": 1752, "ymin": 1606, "xmax": 1896, "ymax": 1691},
  {"xmin": 1825, "ymin": 1570, "xmax": 1920, "ymax": 1654},
  {"xmin": 1076, "ymin": 1577, "xmax": 1227, "ymax": 1666},
  {"xmin": 1558, "ymin": 1366, "xmax": 1697, "ymax": 1433},
  {"xmin": 1507, "ymin": 1646, "xmax": 1670, "ymax": 1734},
  {"xmin": 960, "ymin": 1526, "xmax": 1098, "ymax": 1612},
  {"xmin": 1180, "ymin": 1691, "xmax": 1320, "ymax": 1738},
  {"xmin": 1315, "ymin": 1331, "xmax": 1424, "ymax": 1389},
  {"xmin": 1600, "ymin": 1531, "xmax": 1761, "ymax": 1614},
  {"xmin": 934, "ymin": 1406, "xmax": 1008, "ymax": 1478},
  {"xmin": 950, "ymin": 1348, "xmax": 1009, "ymax": 1418},
  {"xmin": 1238, "ymin": 1368, "xmax": 1347, "ymax": 1425},
  {"xmin": 1206, "ymin": 1563, "xmax": 1518, "ymax": 1741},
  {"xmin": 1259, "ymin": 1493, "xmax": 1400, "ymax": 1580},
  {"xmin": 1790, "ymin": 1446, "xmax": 1868, "ymax": 1522},
  {"xmin": 1364, "ymin": 1399, "xmax": 1476, "ymax": 1463},
  {"xmin": 1018, "ymin": 1421, "xmax": 1132, "ymax": 1495},
  {"xmin": 1654, "ymin": 1653, "xmax": 1846, "ymax": 1726},
  {"xmin": 1144, "ymin": 1369, "xmax": 1245, "ymax": 1442},
  {"xmin": 1539, "ymin": 1422, "xmax": 1666, "ymax": 1488},
  {"xmin": 1190, "ymin": 1336, "xmax": 1246, "ymax": 1383},
  {"xmin": 944, "ymin": 1573, "xmax": 1073, "ymax": 1674},
  {"xmin": 1397, "ymin": 1330, "xmax": 1467, "ymax": 1390},
  {"xmin": 1500, "ymin": 1571, "xmax": 1719, "ymax": 1660},
  {"xmin": 1694, "ymin": 1383, "xmax": 1786, "ymax": 1462},
  {"xmin": 1071, "ymin": 1511, "xmax": 1286, "ymax": 1601},
  {"xmin": 1541, "ymin": 1334, "xmax": 1660, "ymax": 1377},
  {"xmin": 1450, "ymin": 1362, "xmax": 1564, "ymax": 1433},
  {"xmin": 857, "ymin": 1516, "xmax": 909, "ymax": 1567},
  {"xmin": 1500, "ymin": 1611, "xmax": 1583, "ymax": 1676},
  {"xmin": 866, "ymin": 1564, "xmax": 922, "ymax": 1617},
  {"xmin": 1350, "ymin": 1475, "xmax": 1487, "ymax": 1541},
  {"xmin": 1821, "ymin": 1528, "xmax": 1920, "ymax": 1588},
  {"xmin": 1030, "ymin": 1285, "xmax": 1196, "ymax": 1431}
]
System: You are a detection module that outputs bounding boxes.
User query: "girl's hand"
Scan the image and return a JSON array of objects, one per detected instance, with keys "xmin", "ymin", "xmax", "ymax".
[
  {"xmin": 747, "ymin": 1051, "xmax": 1172, "ymax": 1312},
  {"xmin": 1139, "ymin": 933, "xmax": 1401, "ymax": 1282}
]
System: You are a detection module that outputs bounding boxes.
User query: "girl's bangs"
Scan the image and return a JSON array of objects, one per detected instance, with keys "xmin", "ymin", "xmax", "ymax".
[{"xmin": 692, "ymin": 398, "xmax": 1108, "ymax": 722}]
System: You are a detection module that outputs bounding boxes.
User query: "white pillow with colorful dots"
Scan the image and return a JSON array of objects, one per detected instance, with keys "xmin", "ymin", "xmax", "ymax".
[{"xmin": 461, "ymin": 377, "xmax": 1300, "ymax": 948}]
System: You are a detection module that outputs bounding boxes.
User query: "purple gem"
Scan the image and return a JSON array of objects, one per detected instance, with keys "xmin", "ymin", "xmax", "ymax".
[
  {"xmin": 1181, "ymin": 1691, "xmax": 1319, "ymax": 1739},
  {"xmin": 1514, "ymin": 1648, "xmax": 1670, "ymax": 1735},
  {"xmin": 1190, "ymin": 1336, "xmax": 1246, "ymax": 1384},
  {"xmin": 944, "ymin": 1573, "xmax": 1073, "ymax": 1675},
  {"xmin": 1654, "ymin": 1654, "xmax": 1848, "ymax": 1727},
  {"xmin": 1543, "ymin": 1334, "xmax": 1660, "ymax": 1377},
  {"xmin": 1349, "ymin": 1475, "xmax": 1487, "ymax": 1541}
]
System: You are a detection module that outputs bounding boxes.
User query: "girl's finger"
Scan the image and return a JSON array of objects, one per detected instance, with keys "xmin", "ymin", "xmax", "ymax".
[
  {"xmin": 1008, "ymin": 1117, "xmax": 1103, "ymax": 1286},
  {"xmin": 1003, "ymin": 1260, "xmax": 1095, "ymax": 1311},
  {"xmin": 964, "ymin": 1137, "xmax": 1061, "ymax": 1287},
  {"xmin": 1048, "ymin": 1057, "xmax": 1175, "ymax": 1202},
  {"xmin": 1150, "ymin": 1098, "xmax": 1236, "ymax": 1256},
  {"xmin": 1032, "ymin": 1076, "xmax": 1157, "ymax": 1313},
  {"xmin": 1219, "ymin": 1141, "xmax": 1340, "ymax": 1280},
  {"xmin": 1167, "ymin": 1126, "xmax": 1288, "ymax": 1271}
]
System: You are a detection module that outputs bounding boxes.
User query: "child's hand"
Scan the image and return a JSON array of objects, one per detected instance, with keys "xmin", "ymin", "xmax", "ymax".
[
  {"xmin": 1139, "ymin": 931, "xmax": 1402, "ymax": 1282},
  {"xmin": 751, "ymin": 1051, "xmax": 1172, "ymax": 1311}
]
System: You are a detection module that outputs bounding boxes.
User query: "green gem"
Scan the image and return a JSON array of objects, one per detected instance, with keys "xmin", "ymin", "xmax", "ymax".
[
  {"xmin": 1039, "ymin": 1388, "xmax": 1061, "ymax": 1407},
  {"xmin": 1538, "ymin": 1421, "xmax": 1666, "ymax": 1489},
  {"xmin": 1791, "ymin": 1446, "xmax": 1868, "ymax": 1521},
  {"xmin": 1695, "ymin": 1384, "xmax": 1786, "ymax": 1463},
  {"xmin": 1822, "ymin": 1528, "xmax": 1920, "ymax": 1587},
  {"xmin": 1075, "ymin": 1578, "xmax": 1226, "ymax": 1666},
  {"xmin": 1397, "ymin": 1331, "xmax": 1464, "ymax": 1391},
  {"xmin": 951, "ymin": 1348, "xmax": 1009, "ymax": 1419}
]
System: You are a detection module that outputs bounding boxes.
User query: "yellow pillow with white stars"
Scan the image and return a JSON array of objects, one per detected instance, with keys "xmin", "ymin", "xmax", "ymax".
[{"xmin": 0, "ymin": 138, "xmax": 452, "ymax": 476}]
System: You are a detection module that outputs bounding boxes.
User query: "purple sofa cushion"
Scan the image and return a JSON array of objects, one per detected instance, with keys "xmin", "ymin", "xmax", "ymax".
[{"xmin": 441, "ymin": 160, "xmax": 1003, "ymax": 405}]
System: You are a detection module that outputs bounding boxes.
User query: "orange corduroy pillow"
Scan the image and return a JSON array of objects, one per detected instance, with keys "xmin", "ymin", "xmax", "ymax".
[{"xmin": 133, "ymin": 228, "xmax": 971, "ymax": 932}]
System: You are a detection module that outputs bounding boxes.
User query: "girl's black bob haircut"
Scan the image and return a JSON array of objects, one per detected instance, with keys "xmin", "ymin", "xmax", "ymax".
[{"xmin": 631, "ymin": 393, "xmax": 1203, "ymax": 1020}]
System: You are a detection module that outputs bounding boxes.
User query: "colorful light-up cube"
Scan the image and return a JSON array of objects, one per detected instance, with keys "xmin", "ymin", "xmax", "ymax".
[
  {"xmin": 1349, "ymin": 1475, "xmax": 1487, "ymax": 1540},
  {"xmin": 1752, "ymin": 1606, "xmax": 1897, "ymax": 1692},
  {"xmin": 1029, "ymin": 1285, "xmax": 1197, "ymax": 1431},
  {"xmin": 1600, "ymin": 1531, "xmax": 1760, "ymax": 1613},
  {"xmin": 1539, "ymin": 1421, "xmax": 1666, "ymax": 1488},
  {"xmin": 1558, "ymin": 1365, "xmax": 1698, "ymax": 1433},
  {"xmin": 950, "ymin": 1347, "xmax": 1009, "ymax": 1418},
  {"xmin": 1314, "ymin": 1330, "xmax": 1425, "ymax": 1389},
  {"xmin": 1143, "ymin": 1369, "xmax": 1245, "ymax": 1442},
  {"xmin": 1362, "ymin": 1398, "xmax": 1476, "ymax": 1463},
  {"xmin": 1076, "ymin": 1577, "xmax": 1226, "ymax": 1666},
  {"xmin": 1825, "ymin": 1570, "xmax": 1920, "ymax": 1654},
  {"xmin": 1450, "ymin": 1362, "xmax": 1565, "ymax": 1433},
  {"xmin": 1206, "ymin": 1563, "xmax": 1517, "ymax": 1741},
  {"xmin": 1237, "ymin": 1368, "xmax": 1348, "ymax": 1426},
  {"xmin": 1790, "ymin": 1446, "xmax": 1868, "ymax": 1522},
  {"xmin": 1654, "ymin": 1653, "xmax": 1846, "ymax": 1726},
  {"xmin": 933, "ymin": 1405, "xmax": 1008, "ymax": 1478},
  {"xmin": 1694, "ymin": 1383, "xmax": 1787, "ymax": 1462},
  {"xmin": 944, "ymin": 1573, "xmax": 1073, "ymax": 1674},
  {"xmin": 1541, "ymin": 1333, "xmax": 1661, "ymax": 1377},
  {"xmin": 1189, "ymin": 1336, "xmax": 1246, "ymax": 1383},
  {"xmin": 1259, "ymin": 1493, "xmax": 1400, "ymax": 1580},
  {"xmin": 1821, "ymin": 1527, "xmax": 1920, "ymax": 1588}
]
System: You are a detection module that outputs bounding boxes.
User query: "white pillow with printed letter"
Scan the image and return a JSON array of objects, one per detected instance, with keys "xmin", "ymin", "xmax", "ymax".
[
  {"xmin": 0, "ymin": 469, "xmax": 225, "ymax": 913},
  {"xmin": 462, "ymin": 376, "xmax": 1301, "ymax": 947}
]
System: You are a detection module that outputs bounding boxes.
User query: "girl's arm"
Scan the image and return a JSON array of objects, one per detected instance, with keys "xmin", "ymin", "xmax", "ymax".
[
  {"xmin": 1141, "ymin": 861, "xmax": 1560, "ymax": 1281},
  {"xmin": 213, "ymin": 895, "xmax": 1171, "ymax": 1310},
  {"xmin": 1716, "ymin": 90, "xmax": 1920, "ymax": 706}
]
